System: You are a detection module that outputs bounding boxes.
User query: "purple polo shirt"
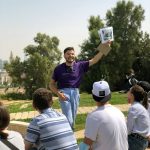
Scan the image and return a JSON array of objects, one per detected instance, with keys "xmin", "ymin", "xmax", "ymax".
[{"xmin": 52, "ymin": 61, "xmax": 89, "ymax": 89}]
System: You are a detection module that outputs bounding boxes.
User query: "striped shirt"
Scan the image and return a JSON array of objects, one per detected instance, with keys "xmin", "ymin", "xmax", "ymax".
[{"xmin": 25, "ymin": 108, "xmax": 79, "ymax": 150}]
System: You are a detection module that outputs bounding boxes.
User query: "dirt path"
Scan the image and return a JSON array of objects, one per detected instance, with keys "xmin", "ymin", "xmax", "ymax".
[
  {"xmin": 0, "ymin": 99, "xmax": 129, "ymax": 110},
  {"xmin": 9, "ymin": 104, "xmax": 130, "ymax": 120},
  {"xmin": 0, "ymin": 100, "xmax": 31, "ymax": 105}
]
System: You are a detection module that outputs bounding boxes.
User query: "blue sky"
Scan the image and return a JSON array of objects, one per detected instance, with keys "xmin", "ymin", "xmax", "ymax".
[{"xmin": 0, "ymin": 0, "xmax": 150, "ymax": 61}]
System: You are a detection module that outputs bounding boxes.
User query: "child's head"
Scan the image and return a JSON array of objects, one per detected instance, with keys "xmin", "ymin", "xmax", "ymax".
[
  {"xmin": 128, "ymin": 85, "xmax": 148, "ymax": 109},
  {"xmin": 33, "ymin": 88, "xmax": 53, "ymax": 111},
  {"xmin": 0, "ymin": 102, "xmax": 10, "ymax": 139},
  {"xmin": 92, "ymin": 80, "xmax": 111, "ymax": 104}
]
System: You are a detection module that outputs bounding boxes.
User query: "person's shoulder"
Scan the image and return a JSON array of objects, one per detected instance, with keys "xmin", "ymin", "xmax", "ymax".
[
  {"xmin": 87, "ymin": 108, "xmax": 101, "ymax": 118},
  {"xmin": 75, "ymin": 60, "xmax": 89, "ymax": 68},
  {"xmin": 110, "ymin": 105, "xmax": 126, "ymax": 117},
  {"xmin": 28, "ymin": 113, "xmax": 45, "ymax": 125},
  {"xmin": 36, "ymin": 109, "xmax": 66, "ymax": 120},
  {"xmin": 105, "ymin": 104, "xmax": 123, "ymax": 114},
  {"xmin": 111, "ymin": 105, "xmax": 122, "ymax": 112},
  {"xmin": 54, "ymin": 63, "xmax": 65, "ymax": 70},
  {"xmin": 132, "ymin": 102, "xmax": 143, "ymax": 109},
  {"xmin": 87, "ymin": 112, "xmax": 97, "ymax": 122},
  {"xmin": 75, "ymin": 60, "xmax": 88, "ymax": 63},
  {"xmin": 8, "ymin": 130, "xmax": 23, "ymax": 139},
  {"xmin": 129, "ymin": 102, "xmax": 143, "ymax": 114},
  {"xmin": 86, "ymin": 109, "xmax": 106, "ymax": 124},
  {"xmin": 52, "ymin": 109, "xmax": 67, "ymax": 118}
]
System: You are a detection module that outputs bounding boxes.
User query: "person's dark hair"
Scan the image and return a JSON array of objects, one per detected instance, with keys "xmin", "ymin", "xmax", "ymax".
[
  {"xmin": 32, "ymin": 88, "xmax": 53, "ymax": 111},
  {"xmin": 64, "ymin": 47, "xmax": 74, "ymax": 54},
  {"xmin": 92, "ymin": 94, "xmax": 111, "ymax": 103},
  {"xmin": 130, "ymin": 85, "xmax": 148, "ymax": 109},
  {"xmin": 126, "ymin": 69, "xmax": 134, "ymax": 76},
  {"xmin": 137, "ymin": 81, "xmax": 150, "ymax": 92},
  {"xmin": 0, "ymin": 102, "xmax": 10, "ymax": 139}
]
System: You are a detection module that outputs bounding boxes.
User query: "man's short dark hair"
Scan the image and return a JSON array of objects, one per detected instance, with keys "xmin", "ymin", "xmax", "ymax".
[
  {"xmin": 64, "ymin": 47, "xmax": 74, "ymax": 54},
  {"xmin": 33, "ymin": 88, "xmax": 52, "ymax": 111}
]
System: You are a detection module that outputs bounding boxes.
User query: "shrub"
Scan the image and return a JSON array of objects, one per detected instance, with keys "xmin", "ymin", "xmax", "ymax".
[{"xmin": 0, "ymin": 92, "xmax": 28, "ymax": 100}]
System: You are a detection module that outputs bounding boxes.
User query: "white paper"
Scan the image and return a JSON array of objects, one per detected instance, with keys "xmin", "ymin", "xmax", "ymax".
[{"xmin": 98, "ymin": 27, "xmax": 114, "ymax": 43}]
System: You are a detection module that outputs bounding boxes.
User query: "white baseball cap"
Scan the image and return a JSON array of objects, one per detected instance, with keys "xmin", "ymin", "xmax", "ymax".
[{"xmin": 92, "ymin": 80, "xmax": 111, "ymax": 102}]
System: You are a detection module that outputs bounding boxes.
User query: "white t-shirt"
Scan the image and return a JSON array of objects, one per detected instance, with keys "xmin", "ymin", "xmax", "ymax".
[
  {"xmin": 84, "ymin": 104, "xmax": 128, "ymax": 150},
  {"xmin": 0, "ymin": 131, "xmax": 25, "ymax": 150}
]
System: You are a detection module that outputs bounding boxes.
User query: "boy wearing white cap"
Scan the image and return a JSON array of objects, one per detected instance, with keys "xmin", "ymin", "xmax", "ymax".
[{"xmin": 79, "ymin": 80, "xmax": 128, "ymax": 150}]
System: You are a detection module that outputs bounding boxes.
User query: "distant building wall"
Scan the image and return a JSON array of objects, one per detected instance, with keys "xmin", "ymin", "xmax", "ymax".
[{"xmin": 0, "ymin": 70, "xmax": 12, "ymax": 85}]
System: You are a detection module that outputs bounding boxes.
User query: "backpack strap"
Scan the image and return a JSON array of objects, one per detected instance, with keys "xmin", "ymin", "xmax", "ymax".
[{"xmin": 1, "ymin": 139, "xmax": 19, "ymax": 150}]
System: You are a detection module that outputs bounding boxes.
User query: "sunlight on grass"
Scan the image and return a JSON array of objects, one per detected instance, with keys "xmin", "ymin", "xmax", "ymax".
[
  {"xmin": 79, "ymin": 93, "xmax": 95, "ymax": 107},
  {"xmin": 7, "ymin": 103, "xmax": 33, "ymax": 113},
  {"xmin": 75, "ymin": 114, "xmax": 87, "ymax": 132},
  {"xmin": 5, "ymin": 92, "xmax": 128, "ymax": 113},
  {"xmin": 77, "ymin": 138, "xmax": 83, "ymax": 144},
  {"xmin": 79, "ymin": 92, "xmax": 127, "ymax": 106},
  {"xmin": 110, "ymin": 92, "xmax": 127, "ymax": 105}
]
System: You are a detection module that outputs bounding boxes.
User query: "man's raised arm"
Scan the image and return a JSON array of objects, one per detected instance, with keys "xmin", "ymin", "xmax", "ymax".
[{"xmin": 89, "ymin": 42, "xmax": 111, "ymax": 67}]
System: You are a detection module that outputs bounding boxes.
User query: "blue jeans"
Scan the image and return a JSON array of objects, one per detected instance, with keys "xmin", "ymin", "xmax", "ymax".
[
  {"xmin": 59, "ymin": 88, "xmax": 80, "ymax": 129},
  {"xmin": 128, "ymin": 134, "xmax": 148, "ymax": 150}
]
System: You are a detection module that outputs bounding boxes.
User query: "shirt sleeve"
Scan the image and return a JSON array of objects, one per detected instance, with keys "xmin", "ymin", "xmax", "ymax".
[
  {"xmin": 80, "ymin": 61, "xmax": 89, "ymax": 73},
  {"xmin": 25, "ymin": 118, "xmax": 40, "ymax": 144},
  {"xmin": 52, "ymin": 68, "xmax": 58, "ymax": 81},
  {"xmin": 127, "ymin": 106, "xmax": 137, "ymax": 134},
  {"xmin": 84, "ymin": 114, "xmax": 99, "ymax": 141}
]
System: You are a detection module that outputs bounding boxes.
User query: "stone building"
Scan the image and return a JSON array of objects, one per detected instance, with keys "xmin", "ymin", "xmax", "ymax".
[{"xmin": 0, "ymin": 70, "xmax": 12, "ymax": 85}]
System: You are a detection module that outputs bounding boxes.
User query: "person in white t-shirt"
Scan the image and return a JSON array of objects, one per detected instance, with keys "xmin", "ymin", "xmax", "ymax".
[{"xmin": 79, "ymin": 80, "xmax": 128, "ymax": 150}]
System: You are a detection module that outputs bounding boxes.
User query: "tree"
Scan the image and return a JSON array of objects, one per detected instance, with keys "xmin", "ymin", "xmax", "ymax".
[
  {"xmin": 5, "ymin": 33, "xmax": 62, "ymax": 98},
  {"xmin": 5, "ymin": 56, "xmax": 23, "ymax": 87},
  {"xmin": 132, "ymin": 33, "xmax": 150, "ymax": 82},
  {"xmin": 105, "ymin": 0, "xmax": 145, "ymax": 89},
  {"xmin": 78, "ymin": 0, "xmax": 146, "ymax": 92},
  {"xmin": 78, "ymin": 16, "xmax": 105, "ymax": 92}
]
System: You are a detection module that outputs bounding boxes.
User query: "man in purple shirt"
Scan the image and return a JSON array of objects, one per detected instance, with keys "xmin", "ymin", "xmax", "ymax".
[{"xmin": 50, "ymin": 42, "xmax": 111, "ymax": 129}]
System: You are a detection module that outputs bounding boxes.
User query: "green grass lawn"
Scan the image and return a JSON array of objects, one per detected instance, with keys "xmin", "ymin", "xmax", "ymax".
[
  {"xmin": 2, "ymin": 91, "xmax": 129, "ymax": 145},
  {"xmin": 12, "ymin": 92, "xmax": 128, "ymax": 144},
  {"xmin": 79, "ymin": 92, "xmax": 127, "ymax": 106},
  {"xmin": 8, "ymin": 103, "xmax": 33, "ymax": 113},
  {"xmin": 75, "ymin": 114, "xmax": 87, "ymax": 131},
  {"xmin": 110, "ymin": 92, "xmax": 127, "ymax": 105},
  {"xmin": 6, "ymin": 91, "xmax": 127, "ymax": 113},
  {"xmin": 16, "ymin": 113, "xmax": 87, "ymax": 132}
]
